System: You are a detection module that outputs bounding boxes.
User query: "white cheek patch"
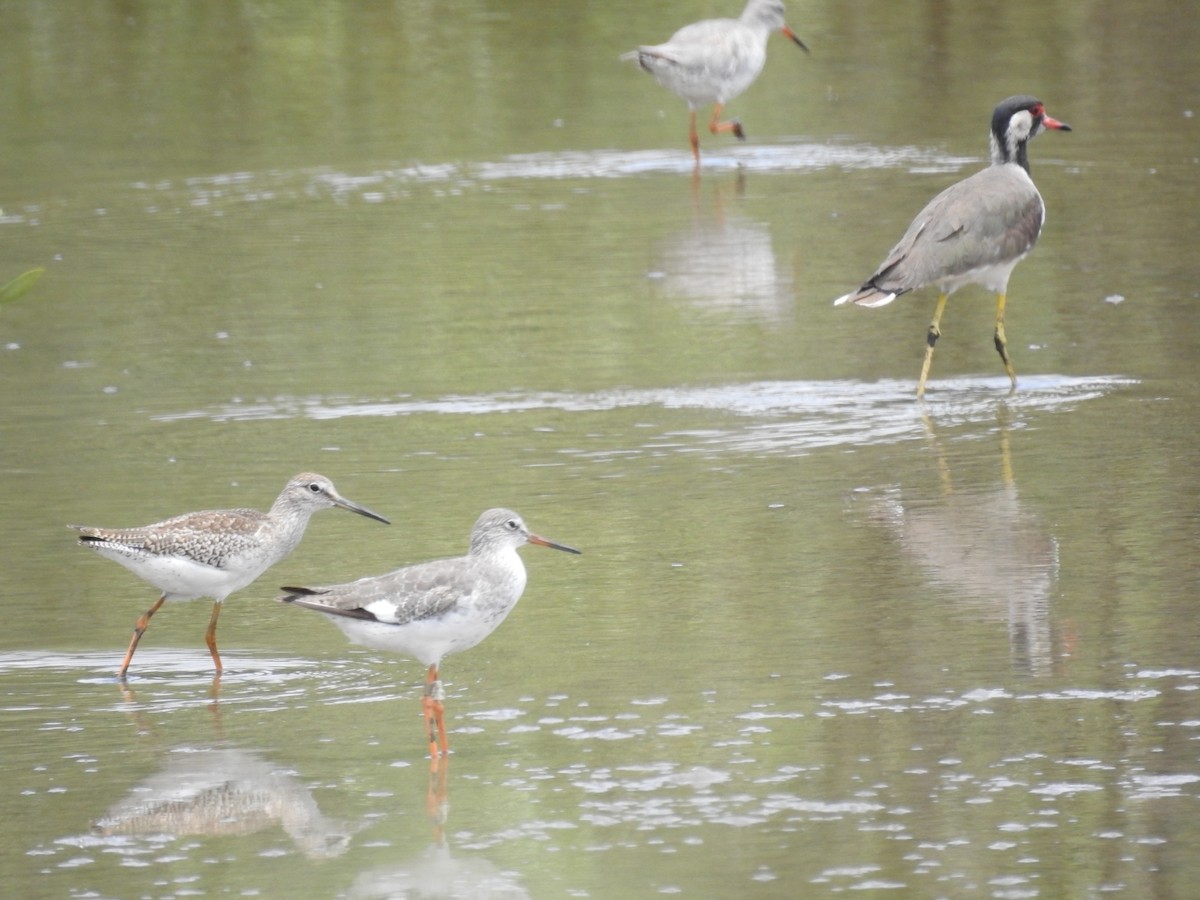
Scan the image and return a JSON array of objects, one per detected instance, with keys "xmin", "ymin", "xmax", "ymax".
[{"xmin": 1009, "ymin": 109, "xmax": 1035, "ymax": 140}]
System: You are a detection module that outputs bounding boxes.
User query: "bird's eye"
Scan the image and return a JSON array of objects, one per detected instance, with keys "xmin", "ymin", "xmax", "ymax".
[
  {"xmin": 308, "ymin": 482, "xmax": 323, "ymax": 493},
  {"xmin": 505, "ymin": 519, "xmax": 519, "ymax": 530}
]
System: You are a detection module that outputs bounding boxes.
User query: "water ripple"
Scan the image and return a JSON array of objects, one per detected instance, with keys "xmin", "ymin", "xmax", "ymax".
[
  {"xmin": 152, "ymin": 375, "xmax": 1135, "ymax": 457},
  {"xmin": 132, "ymin": 144, "xmax": 981, "ymax": 211}
]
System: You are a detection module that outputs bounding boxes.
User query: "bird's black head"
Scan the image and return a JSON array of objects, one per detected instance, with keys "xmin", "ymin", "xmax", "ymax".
[{"xmin": 990, "ymin": 95, "xmax": 1071, "ymax": 171}]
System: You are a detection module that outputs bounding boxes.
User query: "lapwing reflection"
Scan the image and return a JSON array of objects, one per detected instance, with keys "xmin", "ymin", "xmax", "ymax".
[{"xmin": 855, "ymin": 407, "xmax": 1066, "ymax": 675}]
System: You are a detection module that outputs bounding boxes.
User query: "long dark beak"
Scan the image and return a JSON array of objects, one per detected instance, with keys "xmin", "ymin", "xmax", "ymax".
[
  {"xmin": 782, "ymin": 26, "xmax": 810, "ymax": 54},
  {"xmin": 529, "ymin": 533, "xmax": 582, "ymax": 555},
  {"xmin": 330, "ymin": 494, "xmax": 391, "ymax": 525}
]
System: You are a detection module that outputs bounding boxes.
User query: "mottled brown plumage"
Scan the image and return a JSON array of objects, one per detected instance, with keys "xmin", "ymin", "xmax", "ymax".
[{"xmin": 71, "ymin": 472, "xmax": 390, "ymax": 678}]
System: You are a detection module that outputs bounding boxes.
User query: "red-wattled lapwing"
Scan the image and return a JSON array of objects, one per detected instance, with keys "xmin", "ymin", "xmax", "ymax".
[{"xmin": 835, "ymin": 95, "xmax": 1071, "ymax": 398}]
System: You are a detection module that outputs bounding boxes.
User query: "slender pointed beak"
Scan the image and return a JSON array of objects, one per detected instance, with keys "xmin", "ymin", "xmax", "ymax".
[
  {"xmin": 528, "ymin": 533, "xmax": 582, "ymax": 555},
  {"xmin": 782, "ymin": 26, "xmax": 810, "ymax": 54},
  {"xmin": 330, "ymin": 494, "xmax": 391, "ymax": 525},
  {"xmin": 1043, "ymin": 114, "xmax": 1071, "ymax": 132}
]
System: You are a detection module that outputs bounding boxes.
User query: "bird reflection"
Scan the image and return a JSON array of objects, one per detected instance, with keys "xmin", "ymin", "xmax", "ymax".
[
  {"xmin": 346, "ymin": 758, "xmax": 530, "ymax": 899},
  {"xmin": 857, "ymin": 408, "xmax": 1063, "ymax": 675},
  {"xmin": 92, "ymin": 745, "xmax": 351, "ymax": 860},
  {"xmin": 116, "ymin": 672, "xmax": 223, "ymax": 703},
  {"xmin": 114, "ymin": 670, "xmax": 226, "ymax": 738},
  {"xmin": 650, "ymin": 172, "xmax": 793, "ymax": 322}
]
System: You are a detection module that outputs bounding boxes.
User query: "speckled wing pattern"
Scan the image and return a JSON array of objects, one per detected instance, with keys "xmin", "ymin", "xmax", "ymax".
[{"xmin": 72, "ymin": 508, "xmax": 268, "ymax": 569}]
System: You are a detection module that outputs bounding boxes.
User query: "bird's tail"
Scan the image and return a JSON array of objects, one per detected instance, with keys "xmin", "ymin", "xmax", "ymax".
[
  {"xmin": 277, "ymin": 588, "xmax": 377, "ymax": 622},
  {"xmin": 278, "ymin": 586, "xmax": 324, "ymax": 602},
  {"xmin": 833, "ymin": 285, "xmax": 900, "ymax": 308}
]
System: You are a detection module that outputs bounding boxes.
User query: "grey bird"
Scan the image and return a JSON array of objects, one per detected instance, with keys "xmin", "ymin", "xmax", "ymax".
[
  {"xmin": 621, "ymin": 0, "xmax": 809, "ymax": 162},
  {"xmin": 834, "ymin": 96, "xmax": 1071, "ymax": 398},
  {"xmin": 278, "ymin": 508, "xmax": 580, "ymax": 759}
]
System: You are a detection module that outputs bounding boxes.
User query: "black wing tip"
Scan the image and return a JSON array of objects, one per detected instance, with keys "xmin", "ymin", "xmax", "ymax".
[
  {"xmin": 278, "ymin": 586, "xmax": 321, "ymax": 602},
  {"xmin": 277, "ymin": 589, "xmax": 378, "ymax": 622}
]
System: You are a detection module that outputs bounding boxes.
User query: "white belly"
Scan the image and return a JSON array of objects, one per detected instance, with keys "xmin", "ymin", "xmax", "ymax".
[
  {"xmin": 92, "ymin": 548, "xmax": 256, "ymax": 601},
  {"xmin": 939, "ymin": 255, "xmax": 1027, "ymax": 296},
  {"xmin": 326, "ymin": 607, "xmax": 513, "ymax": 669}
]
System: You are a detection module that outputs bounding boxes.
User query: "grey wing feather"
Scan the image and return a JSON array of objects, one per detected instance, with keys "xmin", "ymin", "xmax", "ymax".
[
  {"xmin": 278, "ymin": 587, "xmax": 380, "ymax": 621},
  {"xmin": 279, "ymin": 557, "xmax": 481, "ymax": 626},
  {"xmin": 863, "ymin": 168, "xmax": 1044, "ymax": 294},
  {"xmin": 629, "ymin": 20, "xmax": 746, "ymax": 81}
]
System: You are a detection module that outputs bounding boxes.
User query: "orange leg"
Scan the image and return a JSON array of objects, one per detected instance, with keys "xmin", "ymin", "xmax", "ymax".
[
  {"xmin": 118, "ymin": 594, "xmax": 166, "ymax": 679},
  {"xmin": 204, "ymin": 601, "xmax": 224, "ymax": 675},
  {"xmin": 708, "ymin": 103, "xmax": 745, "ymax": 141},
  {"xmin": 426, "ymin": 755, "xmax": 449, "ymax": 844},
  {"xmin": 421, "ymin": 663, "xmax": 448, "ymax": 759},
  {"xmin": 688, "ymin": 109, "xmax": 700, "ymax": 162}
]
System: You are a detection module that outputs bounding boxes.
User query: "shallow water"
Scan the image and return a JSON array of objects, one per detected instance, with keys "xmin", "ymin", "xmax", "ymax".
[{"xmin": 3, "ymin": 1, "xmax": 1199, "ymax": 897}]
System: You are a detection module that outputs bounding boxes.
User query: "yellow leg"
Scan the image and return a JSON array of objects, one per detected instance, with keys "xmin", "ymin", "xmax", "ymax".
[
  {"xmin": 118, "ymin": 594, "xmax": 166, "ymax": 679},
  {"xmin": 993, "ymin": 291, "xmax": 1018, "ymax": 390},
  {"xmin": 917, "ymin": 292, "xmax": 950, "ymax": 399},
  {"xmin": 999, "ymin": 419, "xmax": 1014, "ymax": 487},
  {"xmin": 205, "ymin": 601, "xmax": 224, "ymax": 674}
]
